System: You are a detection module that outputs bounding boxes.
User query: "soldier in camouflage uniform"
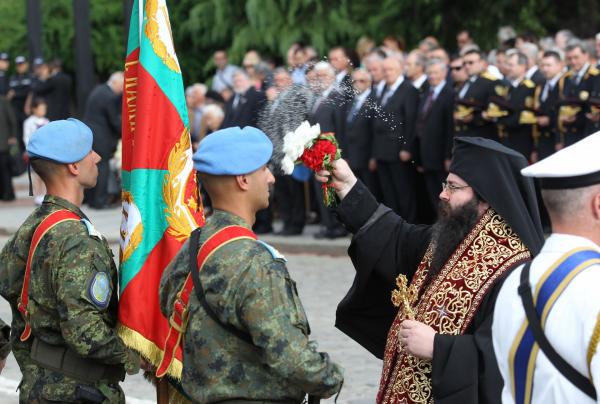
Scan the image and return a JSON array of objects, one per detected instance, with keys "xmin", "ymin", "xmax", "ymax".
[
  {"xmin": 0, "ymin": 119, "xmax": 139, "ymax": 403},
  {"xmin": 0, "ymin": 318, "xmax": 9, "ymax": 373},
  {"xmin": 160, "ymin": 126, "xmax": 343, "ymax": 403}
]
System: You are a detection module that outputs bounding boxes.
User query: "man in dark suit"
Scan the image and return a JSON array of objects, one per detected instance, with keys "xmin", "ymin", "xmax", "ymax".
[
  {"xmin": 521, "ymin": 42, "xmax": 545, "ymax": 86},
  {"xmin": 345, "ymin": 68, "xmax": 376, "ymax": 192},
  {"xmin": 328, "ymin": 47, "xmax": 353, "ymax": 90},
  {"xmin": 83, "ymin": 72, "xmax": 123, "ymax": 209},
  {"xmin": 31, "ymin": 59, "xmax": 72, "ymax": 121},
  {"xmin": 454, "ymin": 49, "xmax": 499, "ymax": 141},
  {"xmin": 406, "ymin": 50, "xmax": 429, "ymax": 96},
  {"xmin": 221, "ymin": 69, "xmax": 266, "ymax": 129},
  {"xmin": 494, "ymin": 51, "xmax": 536, "ymax": 160},
  {"xmin": 415, "ymin": 58, "xmax": 455, "ymax": 213},
  {"xmin": 308, "ymin": 62, "xmax": 348, "ymax": 238},
  {"xmin": 221, "ymin": 69, "xmax": 270, "ymax": 231},
  {"xmin": 535, "ymin": 50, "xmax": 565, "ymax": 160},
  {"xmin": 372, "ymin": 53, "xmax": 419, "ymax": 221},
  {"xmin": 561, "ymin": 42, "xmax": 600, "ymax": 146}
]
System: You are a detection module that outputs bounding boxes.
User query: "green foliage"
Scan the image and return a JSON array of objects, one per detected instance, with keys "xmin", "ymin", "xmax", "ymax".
[{"xmin": 0, "ymin": 0, "xmax": 599, "ymax": 85}]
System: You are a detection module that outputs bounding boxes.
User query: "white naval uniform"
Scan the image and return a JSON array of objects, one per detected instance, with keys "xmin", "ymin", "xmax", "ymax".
[{"xmin": 492, "ymin": 233, "xmax": 600, "ymax": 404}]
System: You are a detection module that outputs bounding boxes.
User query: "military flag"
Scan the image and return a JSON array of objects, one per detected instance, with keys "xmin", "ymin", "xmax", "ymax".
[{"xmin": 117, "ymin": 0, "xmax": 204, "ymax": 382}]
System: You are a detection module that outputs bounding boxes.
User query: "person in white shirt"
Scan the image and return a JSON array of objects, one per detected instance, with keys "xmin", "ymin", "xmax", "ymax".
[
  {"xmin": 493, "ymin": 132, "xmax": 600, "ymax": 404},
  {"xmin": 23, "ymin": 97, "xmax": 49, "ymax": 205}
]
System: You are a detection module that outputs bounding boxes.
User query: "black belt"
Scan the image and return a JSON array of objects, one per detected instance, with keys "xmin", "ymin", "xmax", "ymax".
[{"xmin": 30, "ymin": 338, "xmax": 125, "ymax": 383}]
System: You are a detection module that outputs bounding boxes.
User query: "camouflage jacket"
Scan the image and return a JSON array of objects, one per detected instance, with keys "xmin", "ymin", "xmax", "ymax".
[
  {"xmin": 0, "ymin": 318, "xmax": 9, "ymax": 359},
  {"xmin": 159, "ymin": 210, "xmax": 343, "ymax": 403},
  {"xmin": 0, "ymin": 195, "xmax": 134, "ymax": 403}
]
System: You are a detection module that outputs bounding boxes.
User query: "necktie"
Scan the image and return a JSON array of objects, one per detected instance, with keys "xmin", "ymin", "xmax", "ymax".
[
  {"xmin": 381, "ymin": 87, "xmax": 393, "ymax": 106},
  {"xmin": 458, "ymin": 81, "xmax": 471, "ymax": 99},
  {"xmin": 232, "ymin": 94, "xmax": 240, "ymax": 110},
  {"xmin": 421, "ymin": 88, "xmax": 434, "ymax": 116},
  {"xmin": 541, "ymin": 82, "xmax": 551, "ymax": 102},
  {"xmin": 347, "ymin": 98, "xmax": 361, "ymax": 124}
]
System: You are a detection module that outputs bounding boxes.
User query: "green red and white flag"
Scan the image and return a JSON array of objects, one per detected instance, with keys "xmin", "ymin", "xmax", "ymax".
[{"xmin": 118, "ymin": 0, "xmax": 204, "ymax": 381}]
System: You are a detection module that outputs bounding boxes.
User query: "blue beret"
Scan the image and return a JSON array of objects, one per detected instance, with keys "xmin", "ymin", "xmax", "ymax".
[
  {"xmin": 193, "ymin": 126, "xmax": 273, "ymax": 175},
  {"xmin": 27, "ymin": 118, "xmax": 94, "ymax": 163}
]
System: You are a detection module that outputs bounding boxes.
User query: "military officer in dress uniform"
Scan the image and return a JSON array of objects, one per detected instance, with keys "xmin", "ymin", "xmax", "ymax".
[
  {"xmin": 493, "ymin": 132, "xmax": 600, "ymax": 404},
  {"xmin": 8, "ymin": 55, "xmax": 32, "ymax": 149},
  {"xmin": 0, "ymin": 52, "xmax": 10, "ymax": 96},
  {"xmin": 159, "ymin": 126, "xmax": 344, "ymax": 403},
  {"xmin": 560, "ymin": 42, "xmax": 599, "ymax": 146},
  {"xmin": 0, "ymin": 119, "xmax": 139, "ymax": 403},
  {"xmin": 534, "ymin": 50, "xmax": 566, "ymax": 160},
  {"xmin": 454, "ymin": 49, "xmax": 500, "ymax": 141},
  {"xmin": 493, "ymin": 51, "xmax": 537, "ymax": 159}
]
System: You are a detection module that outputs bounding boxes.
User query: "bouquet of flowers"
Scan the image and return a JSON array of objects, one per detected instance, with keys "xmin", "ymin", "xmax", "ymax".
[{"xmin": 280, "ymin": 121, "xmax": 342, "ymax": 207}]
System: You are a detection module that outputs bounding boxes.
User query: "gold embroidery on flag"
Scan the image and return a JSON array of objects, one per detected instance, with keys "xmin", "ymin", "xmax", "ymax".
[
  {"xmin": 120, "ymin": 191, "xmax": 144, "ymax": 264},
  {"xmin": 164, "ymin": 129, "xmax": 199, "ymax": 241},
  {"xmin": 145, "ymin": 0, "xmax": 181, "ymax": 73}
]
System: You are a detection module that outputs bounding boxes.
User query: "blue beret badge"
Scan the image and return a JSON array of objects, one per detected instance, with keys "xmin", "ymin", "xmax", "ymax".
[{"xmin": 88, "ymin": 272, "xmax": 111, "ymax": 309}]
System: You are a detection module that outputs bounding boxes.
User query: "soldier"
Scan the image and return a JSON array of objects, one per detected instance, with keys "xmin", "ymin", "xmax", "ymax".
[
  {"xmin": 535, "ymin": 50, "xmax": 566, "ymax": 160},
  {"xmin": 0, "ymin": 119, "xmax": 139, "ymax": 403},
  {"xmin": 493, "ymin": 51, "xmax": 537, "ymax": 160},
  {"xmin": 159, "ymin": 126, "xmax": 344, "ymax": 403},
  {"xmin": 561, "ymin": 42, "xmax": 599, "ymax": 146},
  {"xmin": 0, "ymin": 52, "xmax": 9, "ymax": 96},
  {"xmin": 7, "ymin": 56, "xmax": 32, "ymax": 149},
  {"xmin": 493, "ymin": 132, "xmax": 600, "ymax": 403},
  {"xmin": 454, "ymin": 49, "xmax": 500, "ymax": 141}
]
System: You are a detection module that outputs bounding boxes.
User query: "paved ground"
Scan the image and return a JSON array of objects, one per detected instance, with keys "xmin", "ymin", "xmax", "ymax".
[{"xmin": 0, "ymin": 175, "xmax": 382, "ymax": 403}]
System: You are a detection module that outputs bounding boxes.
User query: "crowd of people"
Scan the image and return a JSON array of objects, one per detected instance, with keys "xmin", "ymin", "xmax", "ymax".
[
  {"xmin": 0, "ymin": 54, "xmax": 72, "ymax": 202},
  {"xmin": 185, "ymin": 27, "xmax": 600, "ymax": 238}
]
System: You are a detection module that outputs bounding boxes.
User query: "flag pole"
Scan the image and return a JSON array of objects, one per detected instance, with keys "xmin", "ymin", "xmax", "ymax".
[{"xmin": 157, "ymin": 377, "xmax": 169, "ymax": 404}]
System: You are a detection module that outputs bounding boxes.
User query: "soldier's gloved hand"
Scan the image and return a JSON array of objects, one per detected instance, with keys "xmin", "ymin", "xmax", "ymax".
[{"xmin": 124, "ymin": 349, "xmax": 141, "ymax": 375}]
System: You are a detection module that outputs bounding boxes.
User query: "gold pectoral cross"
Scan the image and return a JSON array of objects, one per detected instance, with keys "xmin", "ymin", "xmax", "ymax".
[{"xmin": 391, "ymin": 274, "xmax": 418, "ymax": 320}]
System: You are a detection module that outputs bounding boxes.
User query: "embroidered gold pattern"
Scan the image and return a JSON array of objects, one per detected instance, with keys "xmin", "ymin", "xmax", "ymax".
[{"xmin": 377, "ymin": 209, "xmax": 531, "ymax": 403}]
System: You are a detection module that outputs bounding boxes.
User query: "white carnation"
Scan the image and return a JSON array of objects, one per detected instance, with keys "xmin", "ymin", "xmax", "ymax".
[
  {"xmin": 280, "ymin": 157, "xmax": 296, "ymax": 175},
  {"xmin": 281, "ymin": 121, "xmax": 321, "ymax": 163}
]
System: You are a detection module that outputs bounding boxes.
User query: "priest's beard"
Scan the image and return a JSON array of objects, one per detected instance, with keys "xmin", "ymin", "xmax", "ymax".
[{"xmin": 428, "ymin": 196, "xmax": 481, "ymax": 280}]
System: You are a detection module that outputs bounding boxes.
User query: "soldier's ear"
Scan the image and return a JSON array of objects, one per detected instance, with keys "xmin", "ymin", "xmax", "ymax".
[
  {"xmin": 235, "ymin": 174, "xmax": 250, "ymax": 191},
  {"xmin": 66, "ymin": 162, "xmax": 79, "ymax": 176}
]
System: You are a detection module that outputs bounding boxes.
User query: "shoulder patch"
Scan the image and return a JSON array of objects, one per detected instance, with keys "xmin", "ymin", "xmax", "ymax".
[
  {"xmin": 480, "ymin": 71, "xmax": 497, "ymax": 81},
  {"xmin": 522, "ymin": 79, "xmax": 535, "ymax": 88},
  {"xmin": 256, "ymin": 240, "xmax": 287, "ymax": 262},
  {"xmin": 87, "ymin": 272, "xmax": 111, "ymax": 309},
  {"xmin": 80, "ymin": 218, "xmax": 104, "ymax": 240}
]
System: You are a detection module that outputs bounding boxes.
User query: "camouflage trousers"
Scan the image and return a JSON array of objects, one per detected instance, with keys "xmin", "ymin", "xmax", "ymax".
[{"xmin": 22, "ymin": 366, "xmax": 125, "ymax": 404}]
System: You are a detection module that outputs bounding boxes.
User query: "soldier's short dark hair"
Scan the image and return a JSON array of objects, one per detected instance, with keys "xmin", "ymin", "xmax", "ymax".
[
  {"xmin": 565, "ymin": 41, "xmax": 586, "ymax": 54},
  {"xmin": 30, "ymin": 158, "xmax": 60, "ymax": 183},
  {"xmin": 510, "ymin": 51, "xmax": 528, "ymax": 66},
  {"xmin": 463, "ymin": 49, "xmax": 483, "ymax": 60},
  {"xmin": 543, "ymin": 50, "xmax": 562, "ymax": 62}
]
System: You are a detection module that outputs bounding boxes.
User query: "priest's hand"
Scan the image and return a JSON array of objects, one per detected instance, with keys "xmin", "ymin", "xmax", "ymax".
[
  {"xmin": 399, "ymin": 320, "xmax": 435, "ymax": 360},
  {"xmin": 315, "ymin": 159, "xmax": 357, "ymax": 200}
]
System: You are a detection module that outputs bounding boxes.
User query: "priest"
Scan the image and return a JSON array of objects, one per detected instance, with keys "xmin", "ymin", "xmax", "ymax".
[{"xmin": 315, "ymin": 137, "xmax": 544, "ymax": 404}]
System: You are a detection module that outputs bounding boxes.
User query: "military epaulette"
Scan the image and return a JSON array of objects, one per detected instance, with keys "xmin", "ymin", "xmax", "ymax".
[
  {"xmin": 80, "ymin": 218, "xmax": 104, "ymax": 239},
  {"xmin": 522, "ymin": 79, "xmax": 535, "ymax": 89},
  {"xmin": 256, "ymin": 240, "xmax": 287, "ymax": 262},
  {"xmin": 480, "ymin": 71, "xmax": 497, "ymax": 81},
  {"xmin": 588, "ymin": 66, "xmax": 599, "ymax": 76},
  {"xmin": 564, "ymin": 70, "xmax": 574, "ymax": 78}
]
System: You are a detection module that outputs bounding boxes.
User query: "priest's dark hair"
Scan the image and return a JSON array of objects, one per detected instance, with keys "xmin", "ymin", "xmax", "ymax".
[{"xmin": 449, "ymin": 137, "xmax": 544, "ymax": 255}]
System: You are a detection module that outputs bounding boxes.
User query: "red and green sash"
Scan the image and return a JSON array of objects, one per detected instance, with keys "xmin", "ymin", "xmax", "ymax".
[
  {"xmin": 18, "ymin": 210, "xmax": 80, "ymax": 341},
  {"xmin": 156, "ymin": 225, "xmax": 256, "ymax": 377}
]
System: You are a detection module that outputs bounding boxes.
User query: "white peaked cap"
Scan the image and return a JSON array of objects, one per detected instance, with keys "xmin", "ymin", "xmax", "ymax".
[{"xmin": 521, "ymin": 131, "xmax": 600, "ymax": 189}]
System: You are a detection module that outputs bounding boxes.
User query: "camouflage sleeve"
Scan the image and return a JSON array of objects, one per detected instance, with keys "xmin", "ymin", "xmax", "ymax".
[
  {"xmin": 159, "ymin": 240, "xmax": 190, "ymax": 318},
  {"xmin": 236, "ymin": 253, "xmax": 344, "ymax": 398},
  {"xmin": 52, "ymin": 234, "xmax": 130, "ymax": 366},
  {"xmin": 0, "ymin": 318, "xmax": 10, "ymax": 359}
]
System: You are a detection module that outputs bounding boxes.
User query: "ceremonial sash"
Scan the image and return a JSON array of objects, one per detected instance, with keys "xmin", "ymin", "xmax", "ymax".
[
  {"xmin": 18, "ymin": 210, "xmax": 81, "ymax": 341},
  {"xmin": 509, "ymin": 248, "xmax": 600, "ymax": 404},
  {"xmin": 156, "ymin": 225, "xmax": 256, "ymax": 377}
]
